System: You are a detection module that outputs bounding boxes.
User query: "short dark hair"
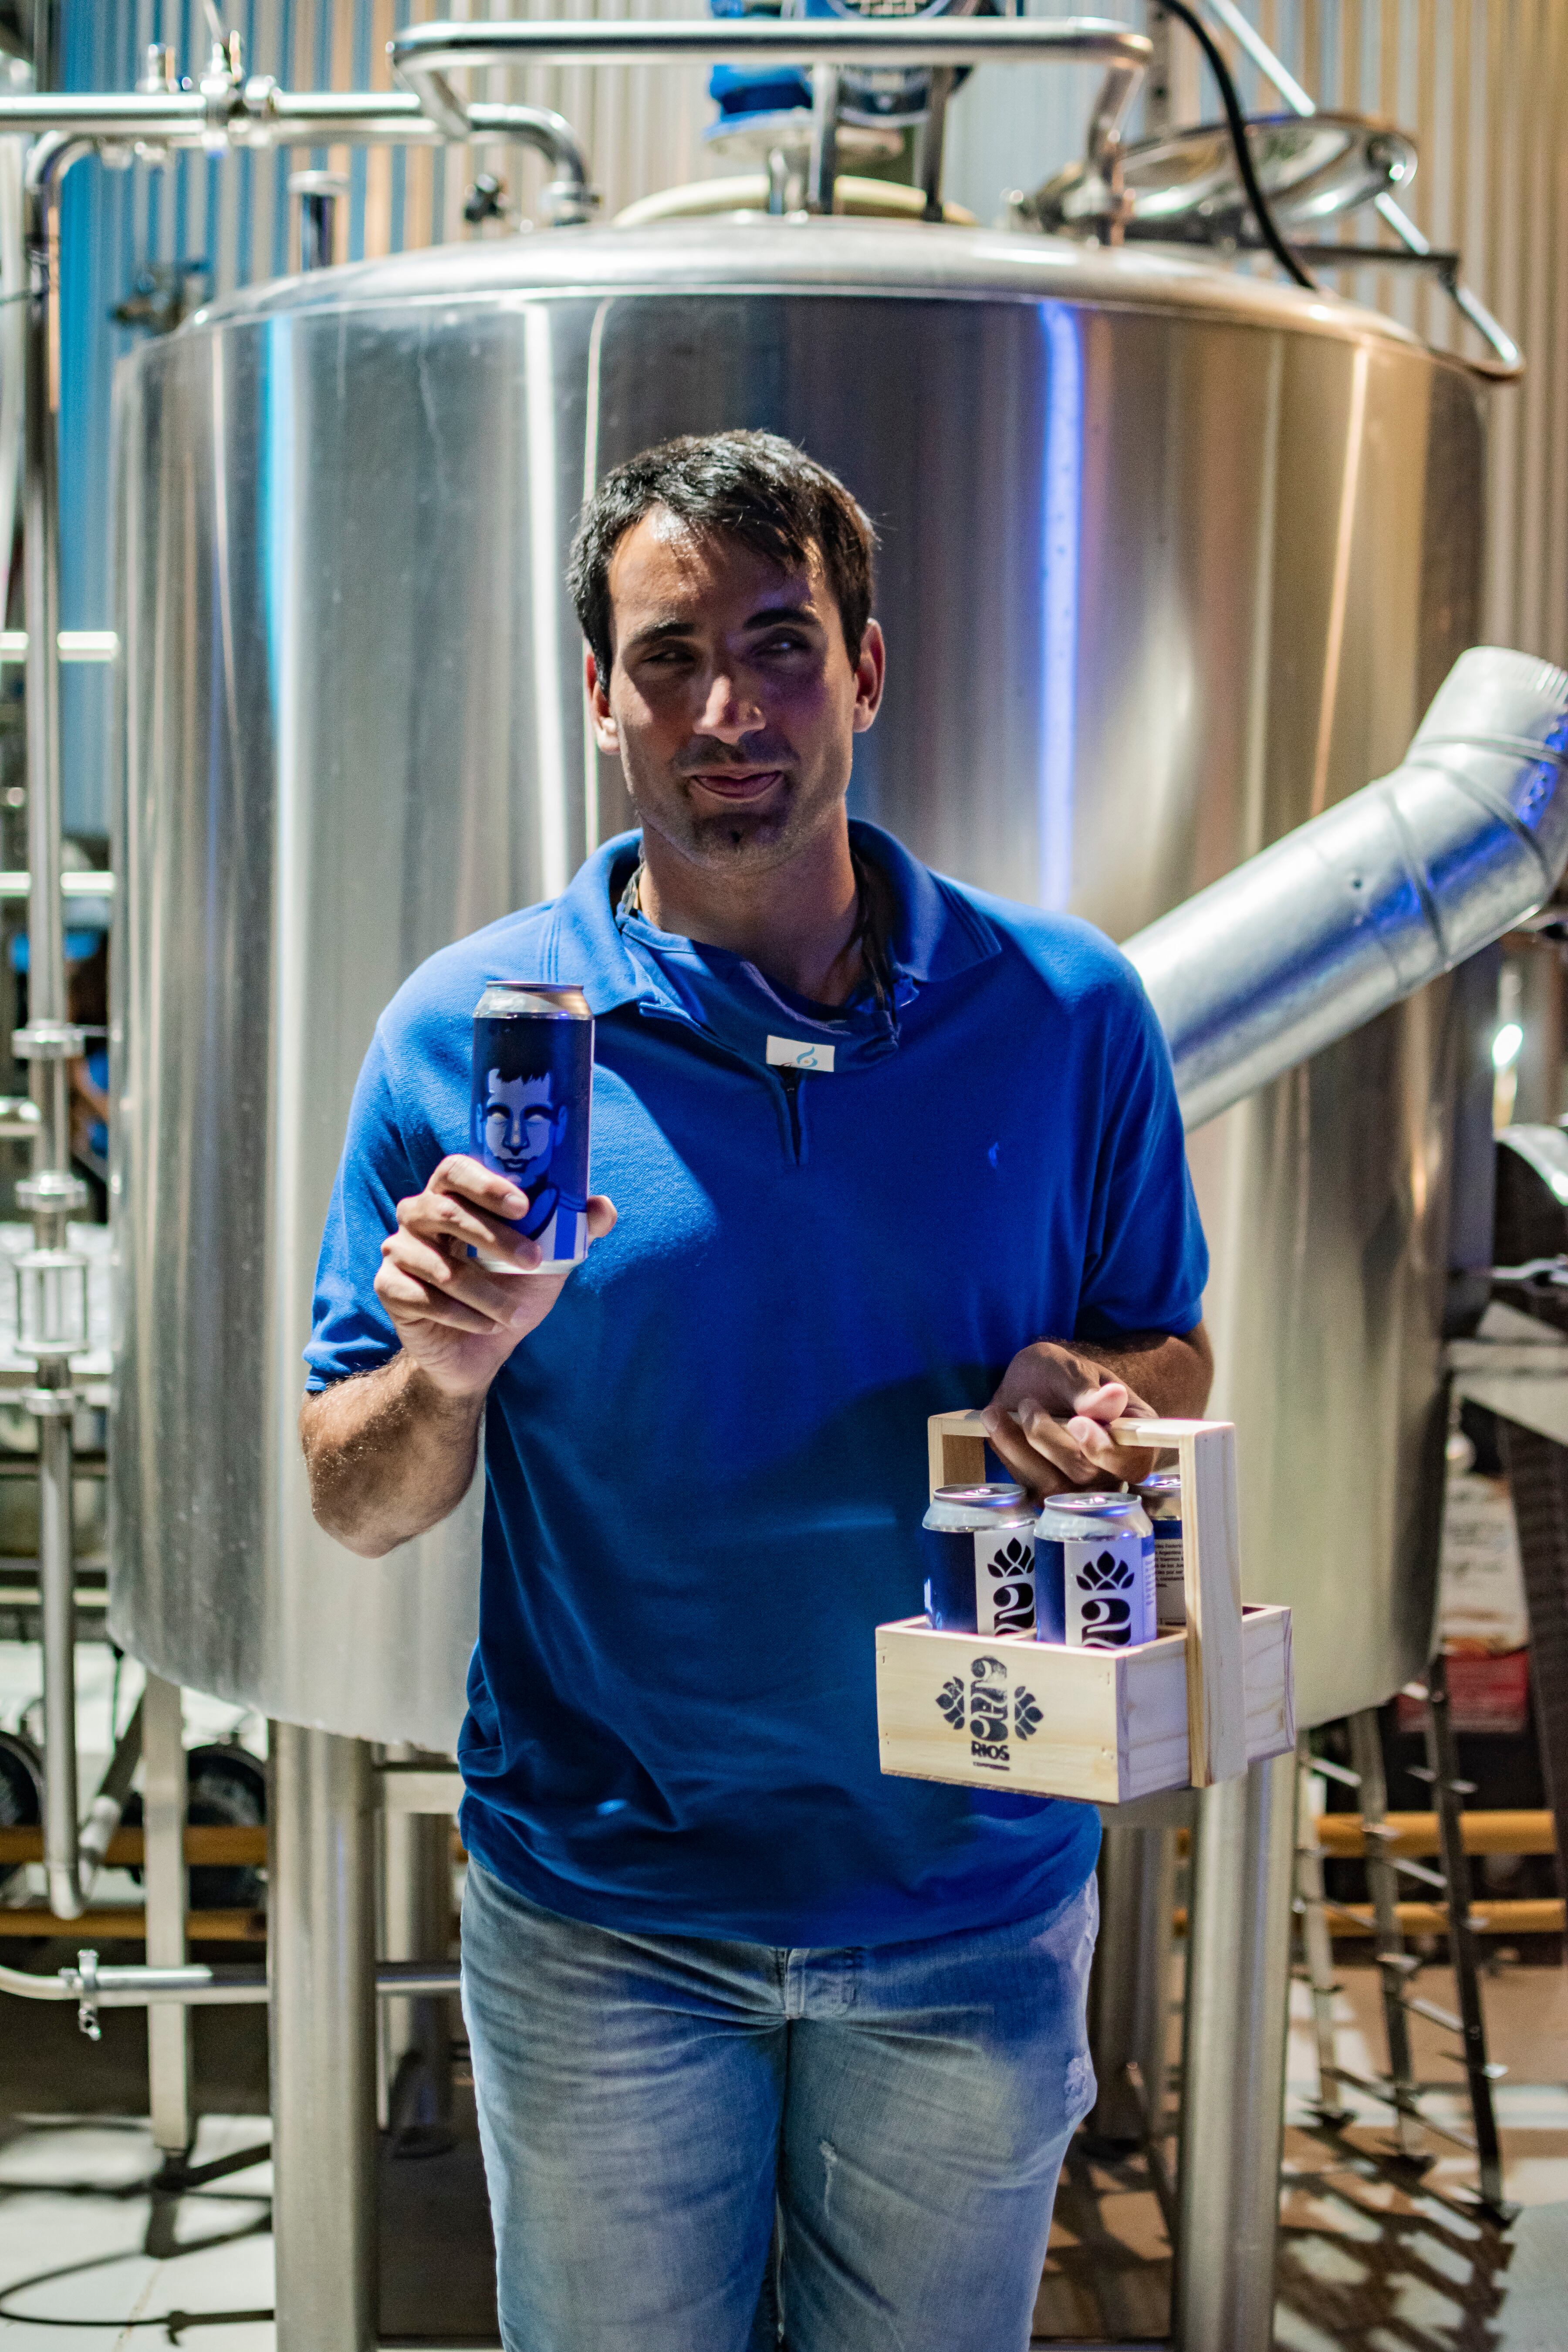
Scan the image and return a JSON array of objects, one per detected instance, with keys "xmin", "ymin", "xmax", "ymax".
[{"xmin": 567, "ymin": 430, "xmax": 878, "ymax": 678}]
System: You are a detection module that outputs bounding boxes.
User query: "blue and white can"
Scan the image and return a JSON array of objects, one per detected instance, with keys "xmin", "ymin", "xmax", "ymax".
[
  {"xmin": 1139, "ymin": 1473, "xmax": 1186, "ymax": 1628},
  {"xmin": 920, "ymin": 1484, "xmax": 1037, "ymax": 1634},
  {"xmin": 470, "ymin": 983, "xmax": 593, "ymax": 1272},
  {"xmin": 1034, "ymin": 1492, "xmax": 1156, "ymax": 1649}
]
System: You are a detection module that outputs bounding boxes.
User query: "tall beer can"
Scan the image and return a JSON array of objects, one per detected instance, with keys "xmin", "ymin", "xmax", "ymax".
[
  {"xmin": 470, "ymin": 984, "xmax": 593, "ymax": 1272},
  {"xmin": 919, "ymin": 1485, "xmax": 1037, "ymax": 1634},
  {"xmin": 1033, "ymin": 1492, "xmax": 1156, "ymax": 1649},
  {"xmin": 1139, "ymin": 1473, "xmax": 1186, "ymax": 1628}
]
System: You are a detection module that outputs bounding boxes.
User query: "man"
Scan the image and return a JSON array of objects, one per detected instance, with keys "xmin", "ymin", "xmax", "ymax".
[{"xmin": 301, "ymin": 431, "xmax": 1211, "ymax": 2352}]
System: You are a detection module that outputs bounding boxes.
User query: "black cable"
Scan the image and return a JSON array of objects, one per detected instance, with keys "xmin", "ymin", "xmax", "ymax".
[{"xmin": 1149, "ymin": 0, "xmax": 1318, "ymax": 293}]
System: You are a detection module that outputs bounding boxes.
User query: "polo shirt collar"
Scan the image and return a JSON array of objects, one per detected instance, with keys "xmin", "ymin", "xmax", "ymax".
[{"xmin": 535, "ymin": 821, "xmax": 1002, "ymax": 1017}]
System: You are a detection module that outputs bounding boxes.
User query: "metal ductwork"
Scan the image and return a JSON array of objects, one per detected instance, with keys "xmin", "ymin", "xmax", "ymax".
[{"xmin": 1127, "ymin": 646, "xmax": 1568, "ymax": 1130}]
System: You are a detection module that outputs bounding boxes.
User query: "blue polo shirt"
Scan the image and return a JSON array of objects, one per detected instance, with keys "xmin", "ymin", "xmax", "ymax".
[{"xmin": 306, "ymin": 824, "xmax": 1207, "ymax": 1947}]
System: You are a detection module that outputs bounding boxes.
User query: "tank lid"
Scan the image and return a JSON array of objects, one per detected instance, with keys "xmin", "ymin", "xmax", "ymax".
[{"xmin": 183, "ymin": 216, "xmax": 1424, "ymax": 359}]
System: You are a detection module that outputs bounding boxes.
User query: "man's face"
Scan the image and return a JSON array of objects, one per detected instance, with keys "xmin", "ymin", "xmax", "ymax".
[
  {"xmin": 483, "ymin": 1071, "xmax": 567, "ymax": 1185},
  {"xmin": 585, "ymin": 511, "xmax": 884, "ymax": 879}
]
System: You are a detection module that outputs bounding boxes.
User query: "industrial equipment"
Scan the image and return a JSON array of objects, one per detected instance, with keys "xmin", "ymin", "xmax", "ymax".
[
  {"xmin": 0, "ymin": 11, "xmax": 1553, "ymax": 2349},
  {"xmin": 114, "ymin": 209, "xmax": 1490, "ymax": 1744}
]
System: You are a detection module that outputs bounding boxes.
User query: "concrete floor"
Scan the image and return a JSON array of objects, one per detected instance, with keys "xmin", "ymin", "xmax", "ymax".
[
  {"xmin": 0, "ymin": 2113, "xmax": 274, "ymax": 2349},
  {"xmin": 0, "ymin": 1982, "xmax": 498, "ymax": 2349},
  {"xmin": 1034, "ymin": 1957, "xmax": 1568, "ymax": 2349},
  {"xmin": 1, "ymin": 1954, "xmax": 1565, "ymax": 2347}
]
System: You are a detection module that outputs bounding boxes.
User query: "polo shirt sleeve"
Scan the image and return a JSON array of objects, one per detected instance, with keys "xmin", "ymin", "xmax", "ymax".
[
  {"xmin": 1074, "ymin": 977, "xmax": 1208, "ymax": 1342},
  {"xmin": 303, "ymin": 1026, "xmax": 416, "ymax": 1391}
]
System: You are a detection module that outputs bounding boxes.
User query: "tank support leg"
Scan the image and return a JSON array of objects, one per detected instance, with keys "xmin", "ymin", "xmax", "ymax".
[
  {"xmin": 1088, "ymin": 1819, "xmax": 1169, "ymax": 2146},
  {"xmin": 378, "ymin": 1748, "xmax": 456, "ymax": 2148},
  {"xmin": 1172, "ymin": 1748, "xmax": 1297, "ymax": 2352},
  {"xmin": 1294, "ymin": 1742, "xmax": 1352, "ymax": 2126},
  {"xmin": 270, "ymin": 1726, "xmax": 378, "ymax": 2352},
  {"xmin": 1133, "ymin": 1821, "xmax": 1179, "ymax": 2161},
  {"xmin": 142, "ymin": 1676, "xmax": 191, "ymax": 2162},
  {"xmin": 1346, "ymin": 1707, "xmax": 1429, "ymax": 2163}
]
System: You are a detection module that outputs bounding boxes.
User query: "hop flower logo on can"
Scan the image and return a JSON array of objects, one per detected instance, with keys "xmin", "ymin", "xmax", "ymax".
[
  {"xmin": 1070, "ymin": 1543, "xmax": 1144, "ymax": 1646},
  {"xmin": 983, "ymin": 1534, "xmax": 1035, "ymax": 1633},
  {"xmin": 1035, "ymin": 1492, "xmax": 1156, "ymax": 1649}
]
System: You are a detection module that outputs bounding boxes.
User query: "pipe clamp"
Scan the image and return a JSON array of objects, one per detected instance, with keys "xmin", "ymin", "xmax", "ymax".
[
  {"xmin": 13, "ymin": 1020, "xmax": 84, "ymax": 1061},
  {"xmin": 20, "ymin": 1384, "xmax": 78, "ymax": 1417}
]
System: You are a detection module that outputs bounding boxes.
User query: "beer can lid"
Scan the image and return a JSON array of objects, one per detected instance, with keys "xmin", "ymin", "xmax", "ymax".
[
  {"xmin": 1035, "ymin": 1490, "xmax": 1149, "ymax": 1535},
  {"xmin": 1139, "ymin": 1473, "xmax": 1181, "ymax": 1497},
  {"xmin": 474, "ymin": 982, "xmax": 591, "ymax": 1019},
  {"xmin": 924, "ymin": 1482, "xmax": 1034, "ymax": 1531}
]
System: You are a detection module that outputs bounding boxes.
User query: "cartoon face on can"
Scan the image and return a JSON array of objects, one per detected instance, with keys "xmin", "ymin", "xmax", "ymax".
[
  {"xmin": 470, "ymin": 984, "xmax": 593, "ymax": 1271},
  {"xmin": 480, "ymin": 1069, "xmax": 571, "ymax": 1196}
]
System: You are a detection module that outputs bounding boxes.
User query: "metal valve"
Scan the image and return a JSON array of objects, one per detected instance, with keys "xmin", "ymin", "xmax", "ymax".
[
  {"xmin": 463, "ymin": 172, "xmax": 510, "ymax": 226},
  {"xmin": 73, "ymin": 1947, "xmax": 101, "ymax": 2041}
]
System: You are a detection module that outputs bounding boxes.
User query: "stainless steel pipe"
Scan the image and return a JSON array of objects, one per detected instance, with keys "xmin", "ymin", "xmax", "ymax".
[
  {"xmin": 38, "ymin": 1410, "xmax": 80, "ymax": 1917},
  {"xmin": 0, "ymin": 1955, "xmax": 460, "ymax": 2012},
  {"xmin": 1128, "ymin": 646, "xmax": 1568, "ymax": 1130},
  {"xmin": 0, "ymin": 92, "xmax": 596, "ymax": 220},
  {"xmin": 250, "ymin": 92, "xmax": 597, "ymax": 221},
  {"xmin": 270, "ymin": 1727, "xmax": 378, "ymax": 2352},
  {"xmin": 390, "ymin": 17, "xmax": 1148, "ymax": 177},
  {"xmin": 390, "ymin": 16, "xmax": 1151, "ymax": 74},
  {"xmin": 23, "ymin": 131, "xmax": 120, "ymax": 1923},
  {"xmin": 19, "ymin": 136, "xmax": 76, "ymax": 1059},
  {"xmin": 76, "ymin": 1693, "xmax": 145, "ymax": 1886},
  {"xmin": 1173, "ymin": 1749, "xmax": 1298, "ymax": 2352}
]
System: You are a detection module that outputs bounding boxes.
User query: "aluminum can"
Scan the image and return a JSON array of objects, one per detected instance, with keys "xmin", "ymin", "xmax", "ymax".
[
  {"xmin": 1034, "ymin": 1492, "xmax": 1156, "ymax": 1649},
  {"xmin": 470, "ymin": 983, "xmax": 593, "ymax": 1272},
  {"xmin": 1139, "ymin": 1472, "xmax": 1186, "ymax": 1628},
  {"xmin": 920, "ymin": 1484, "xmax": 1036, "ymax": 1634}
]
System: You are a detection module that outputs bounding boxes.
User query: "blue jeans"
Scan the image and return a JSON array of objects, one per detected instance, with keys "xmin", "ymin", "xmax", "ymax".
[{"xmin": 460, "ymin": 1859, "xmax": 1098, "ymax": 2352}]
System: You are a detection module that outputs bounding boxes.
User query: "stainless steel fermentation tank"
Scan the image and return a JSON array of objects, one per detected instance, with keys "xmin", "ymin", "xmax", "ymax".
[{"xmin": 110, "ymin": 218, "xmax": 1484, "ymax": 1742}]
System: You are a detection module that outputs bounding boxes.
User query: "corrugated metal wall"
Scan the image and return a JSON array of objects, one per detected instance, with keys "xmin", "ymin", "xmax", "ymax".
[{"xmin": 50, "ymin": 0, "xmax": 1568, "ymax": 828}]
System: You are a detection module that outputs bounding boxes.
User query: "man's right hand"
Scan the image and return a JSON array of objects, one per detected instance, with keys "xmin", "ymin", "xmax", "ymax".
[{"xmin": 374, "ymin": 1155, "xmax": 618, "ymax": 1400}]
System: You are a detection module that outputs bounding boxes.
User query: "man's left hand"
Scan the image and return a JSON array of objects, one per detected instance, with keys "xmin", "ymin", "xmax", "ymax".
[{"xmin": 980, "ymin": 1340, "xmax": 1165, "ymax": 1497}]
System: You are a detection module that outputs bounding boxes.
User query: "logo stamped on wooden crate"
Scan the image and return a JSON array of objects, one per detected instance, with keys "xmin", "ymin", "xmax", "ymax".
[{"xmin": 933, "ymin": 1653, "xmax": 1042, "ymax": 1772}]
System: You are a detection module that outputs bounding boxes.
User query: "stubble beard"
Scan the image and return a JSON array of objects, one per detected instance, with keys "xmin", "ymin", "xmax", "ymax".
[{"xmin": 630, "ymin": 773, "xmax": 824, "ymax": 877}]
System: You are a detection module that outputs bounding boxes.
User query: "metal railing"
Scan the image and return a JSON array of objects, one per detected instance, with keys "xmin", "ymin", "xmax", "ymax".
[
  {"xmin": 389, "ymin": 17, "xmax": 1151, "ymax": 216},
  {"xmin": 1198, "ymin": 0, "xmax": 1521, "ymax": 377}
]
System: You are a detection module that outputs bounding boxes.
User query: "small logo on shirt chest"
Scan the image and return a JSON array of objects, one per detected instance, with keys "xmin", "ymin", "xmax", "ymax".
[{"xmin": 766, "ymin": 1037, "xmax": 836, "ymax": 1073}]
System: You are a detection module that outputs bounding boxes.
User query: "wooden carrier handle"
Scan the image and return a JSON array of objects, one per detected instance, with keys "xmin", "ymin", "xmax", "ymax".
[{"xmin": 926, "ymin": 1410, "xmax": 1247, "ymax": 1789}]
